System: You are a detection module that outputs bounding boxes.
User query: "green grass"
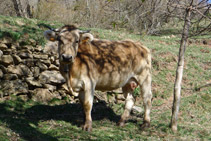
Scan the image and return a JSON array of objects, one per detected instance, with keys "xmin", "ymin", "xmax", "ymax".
[
  {"xmin": 0, "ymin": 15, "xmax": 211, "ymax": 140},
  {"xmin": 0, "ymin": 15, "xmax": 62, "ymax": 46}
]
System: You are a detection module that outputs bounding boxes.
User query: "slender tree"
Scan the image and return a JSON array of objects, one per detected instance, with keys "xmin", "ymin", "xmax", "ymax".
[
  {"xmin": 12, "ymin": 0, "xmax": 31, "ymax": 18},
  {"xmin": 169, "ymin": 0, "xmax": 211, "ymax": 132}
]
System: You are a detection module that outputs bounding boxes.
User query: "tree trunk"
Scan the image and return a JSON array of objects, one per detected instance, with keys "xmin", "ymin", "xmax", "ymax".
[
  {"xmin": 171, "ymin": 6, "xmax": 192, "ymax": 132},
  {"xmin": 12, "ymin": 0, "xmax": 31, "ymax": 18}
]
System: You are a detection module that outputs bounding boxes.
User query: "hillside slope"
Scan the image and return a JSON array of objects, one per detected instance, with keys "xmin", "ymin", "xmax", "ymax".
[{"xmin": 0, "ymin": 15, "xmax": 211, "ymax": 140}]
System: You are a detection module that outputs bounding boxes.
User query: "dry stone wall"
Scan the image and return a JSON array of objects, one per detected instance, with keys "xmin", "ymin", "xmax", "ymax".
[{"xmin": 0, "ymin": 37, "xmax": 69, "ymax": 102}]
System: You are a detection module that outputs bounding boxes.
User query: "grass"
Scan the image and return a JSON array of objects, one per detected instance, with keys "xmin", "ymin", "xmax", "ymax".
[
  {"xmin": 0, "ymin": 15, "xmax": 62, "ymax": 46},
  {"xmin": 0, "ymin": 15, "xmax": 211, "ymax": 140}
]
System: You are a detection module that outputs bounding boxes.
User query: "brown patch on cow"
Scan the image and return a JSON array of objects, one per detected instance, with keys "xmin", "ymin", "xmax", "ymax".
[{"xmin": 78, "ymin": 39, "xmax": 148, "ymax": 74}]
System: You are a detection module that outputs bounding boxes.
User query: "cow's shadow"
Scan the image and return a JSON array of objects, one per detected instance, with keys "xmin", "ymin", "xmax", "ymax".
[
  {"xmin": 0, "ymin": 99, "xmax": 120, "ymax": 141},
  {"xmin": 25, "ymin": 101, "xmax": 120, "ymax": 127}
]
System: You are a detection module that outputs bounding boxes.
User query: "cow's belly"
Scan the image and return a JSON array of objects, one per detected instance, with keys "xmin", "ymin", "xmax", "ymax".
[{"xmin": 95, "ymin": 71, "xmax": 134, "ymax": 91}]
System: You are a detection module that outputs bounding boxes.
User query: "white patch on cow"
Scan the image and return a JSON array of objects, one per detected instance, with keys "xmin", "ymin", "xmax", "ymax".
[
  {"xmin": 81, "ymin": 33, "xmax": 94, "ymax": 42},
  {"xmin": 125, "ymin": 93, "xmax": 134, "ymax": 110}
]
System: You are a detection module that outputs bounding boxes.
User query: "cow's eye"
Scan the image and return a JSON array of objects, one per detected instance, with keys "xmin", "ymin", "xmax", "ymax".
[{"xmin": 76, "ymin": 40, "xmax": 79, "ymax": 44}]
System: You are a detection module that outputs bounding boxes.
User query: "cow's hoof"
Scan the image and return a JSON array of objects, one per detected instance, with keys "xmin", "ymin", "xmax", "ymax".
[
  {"xmin": 82, "ymin": 121, "xmax": 92, "ymax": 132},
  {"xmin": 117, "ymin": 119, "xmax": 125, "ymax": 127},
  {"xmin": 140, "ymin": 121, "xmax": 150, "ymax": 129}
]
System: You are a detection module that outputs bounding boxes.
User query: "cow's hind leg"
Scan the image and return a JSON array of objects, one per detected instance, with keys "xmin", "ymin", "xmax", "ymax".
[
  {"xmin": 118, "ymin": 82, "xmax": 135, "ymax": 126},
  {"xmin": 140, "ymin": 73, "xmax": 152, "ymax": 128},
  {"xmin": 79, "ymin": 89, "xmax": 94, "ymax": 132}
]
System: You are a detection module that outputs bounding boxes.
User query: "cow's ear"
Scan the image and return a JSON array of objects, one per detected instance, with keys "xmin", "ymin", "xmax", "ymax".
[
  {"xmin": 44, "ymin": 30, "xmax": 57, "ymax": 42},
  {"xmin": 80, "ymin": 33, "xmax": 94, "ymax": 44}
]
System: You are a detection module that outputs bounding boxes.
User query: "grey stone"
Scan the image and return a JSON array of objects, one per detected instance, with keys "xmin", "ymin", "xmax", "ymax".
[
  {"xmin": 58, "ymin": 90, "xmax": 67, "ymax": 98},
  {"xmin": 116, "ymin": 94, "xmax": 125, "ymax": 100},
  {"xmin": 34, "ymin": 46, "xmax": 43, "ymax": 52},
  {"xmin": 44, "ymin": 84, "xmax": 57, "ymax": 92},
  {"xmin": 12, "ymin": 55, "xmax": 22, "ymax": 65},
  {"xmin": 33, "ymin": 54, "xmax": 48, "ymax": 60},
  {"xmin": 49, "ymin": 64, "xmax": 59, "ymax": 71},
  {"xmin": 25, "ymin": 77, "xmax": 42, "ymax": 88},
  {"xmin": 108, "ymin": 94, "xmax": 116, "ymax": 103},
  {"xmin": 40, "ymin": 59, "xmax": 51, "ymax": 67},
  {"xmin": 0, "ymin": 37, "xmax": 12, "ymax": 44},
  {"xmin": 10, "ymin": 44, "xmax": 17, "ymax": 50},
  {"xmin": 39, "ymin": 70, "xmax": 65, "ymax": 85},
  {"xmin": 7, "ymin": 64, "xmax": 32, "ymax": 77},
  {"xmin": 0, "ymin": 65, "xmax": 7, "ymax": 73},
  {"xmin": 22, "ymin": 59, "xmax": 37, "ymax": 67},
  {"xmin": 0, "ymin": 69, "xmax": 3, "ymax": 79},
  {"xmin": 0, "ymin": 43, "xmax": 8, "ymax": 50},
  {"xmin": 1, "ymin": 80, "xmax": 28, "ymax": 96},
  {"xmin": 3, "ymin": 49, "xmax": 16, "ymax": 55},
  {"xmin": 3, "ymin": 74, "xmax": 18, "ymax": 80},
  {"xmin": 18, "ymin": 51, "xmax": 33, "ymax": 59},
  {"xmin": 22, "ymin": 45, "xmax": 34, "ymax": 51},
  {"xmin": 37, "ymin": 61, "xmax": 48, "ymax": 71},
  {"xmin": 55, "ymin": 59, "xmax": 60, "ymax": 66},
  {"xmin": 53, "ymin": 91, "xmax": 62, "ymax": 100},
  {"xmin": 29, "ymin": 39, "xmax": 36, "ymax": 46},
  {"xmin": 31, "ymin": 88, "xmax": 55, "ymax": 102},
  {"xmin": 49, "ymin": 56, "xmax": 55, "ymax": 63},
  {"xmin": 31, "ymin": 67, "xmax": 40, "ymax": 78},
  {"xmin": 0, "ymin": 55, "xmax": 14, "ymax": 66},
  {"xmin": 132, "ymin": 106, "xmax": 144, "ymax": 113},
  {"xmin": 0, "ymin": 50, "xmax": 3, "ymax": 58}
]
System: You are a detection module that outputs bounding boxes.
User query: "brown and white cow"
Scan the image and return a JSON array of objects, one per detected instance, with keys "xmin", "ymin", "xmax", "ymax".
[{"xmin": 44, "ymin": 25, "xmax": 152, "ymax": 131}]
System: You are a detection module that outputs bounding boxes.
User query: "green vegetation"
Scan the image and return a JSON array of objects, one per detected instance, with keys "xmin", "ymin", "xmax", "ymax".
[
  {"xmin": 0, "ymin": 15, "xmax": 211, "ymax": 140},
  {"xmin": 0, "ymin": 15, "xmax": 62, "ymax": 46}
]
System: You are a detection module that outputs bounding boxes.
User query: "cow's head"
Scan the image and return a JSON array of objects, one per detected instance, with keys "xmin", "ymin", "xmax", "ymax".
[{"xmin": 44, "ymin": 25, "xmax": 93, "ymax": 64}]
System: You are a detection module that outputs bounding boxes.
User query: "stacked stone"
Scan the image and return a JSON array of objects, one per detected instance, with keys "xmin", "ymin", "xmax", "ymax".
[{"xmin": 0, "ymin": 37, "xmax": 69, "ymax": 102}]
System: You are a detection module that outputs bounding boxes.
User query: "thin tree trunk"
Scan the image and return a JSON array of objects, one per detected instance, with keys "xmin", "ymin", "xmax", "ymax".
[
  {"xmin": 12, "ymin": 0, "xmax": 31, "ymax": 18},
  {"xmin": 12, "ymin": 0, "xmax": 22, "ymax": 17},
  {"xmin": 171, "ymin": 6, "xmax": 192, "ymax": 132}
]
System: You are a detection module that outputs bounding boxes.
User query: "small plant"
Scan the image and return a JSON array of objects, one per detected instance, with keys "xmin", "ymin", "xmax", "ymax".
[{"xmin": 133, "ymin": 87, "xmax": 140, "ymax": 98}]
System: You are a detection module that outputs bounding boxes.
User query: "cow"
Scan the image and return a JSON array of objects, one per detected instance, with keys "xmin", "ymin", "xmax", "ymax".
[{"xmin": 44, "ymin": 25, "xmax": 152, "ymax": 132}]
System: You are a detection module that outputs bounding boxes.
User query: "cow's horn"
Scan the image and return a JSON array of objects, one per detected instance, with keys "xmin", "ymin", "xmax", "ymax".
[{"xmin": 38, "ymin": 24, "xmax": 58, "ymax": 32}]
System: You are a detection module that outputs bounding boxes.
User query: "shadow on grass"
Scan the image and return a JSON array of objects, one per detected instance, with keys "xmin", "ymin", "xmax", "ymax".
[{"xmin": 0, "ymin": 98, "xmax": 119, "ymax": 140}]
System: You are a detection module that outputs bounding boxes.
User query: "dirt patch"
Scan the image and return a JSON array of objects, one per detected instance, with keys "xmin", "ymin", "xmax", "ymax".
[
  {"xmin": 201, "ymin": 61, "xmax": 211, "ymax": 70},
  {"xmin": 188, "ymin": 39, "xmax": 211, "ymax": 47},
  {"xmin": 156, "ymin": 52, "xmax": 177, "ymax": 71},
  {"xmin": 158, "ymin": 52, "xmax": 177, "ymax": 61},
  {"xmin": 200, "ymin": 49, "xmax": 210, "ymax": 53},
  {"xmin": 166, "ymin": 73, "xmax": 175, "ymax": 83}
]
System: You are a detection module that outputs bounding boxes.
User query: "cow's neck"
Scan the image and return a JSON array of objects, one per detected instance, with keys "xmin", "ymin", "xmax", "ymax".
[{"xmin": 60, "ymin": 63, "xmax": 78, "ymax": 96}]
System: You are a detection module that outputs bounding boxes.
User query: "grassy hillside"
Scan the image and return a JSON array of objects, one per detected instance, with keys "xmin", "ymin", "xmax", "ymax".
[{"xmin": 0, "ymin": 15, "xmax": 211, "ymax": 140}]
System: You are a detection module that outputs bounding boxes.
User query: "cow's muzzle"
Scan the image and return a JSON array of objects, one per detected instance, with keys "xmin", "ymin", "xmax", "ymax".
[{"xmin": 61, "ymin": 54, "xmax": 73, "ymax": 63}]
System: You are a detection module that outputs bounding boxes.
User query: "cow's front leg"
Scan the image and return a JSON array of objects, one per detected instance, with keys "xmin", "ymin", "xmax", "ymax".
[{"xmin": 79, "ymin": 90, "xmax": 94, "ymax": 132}]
